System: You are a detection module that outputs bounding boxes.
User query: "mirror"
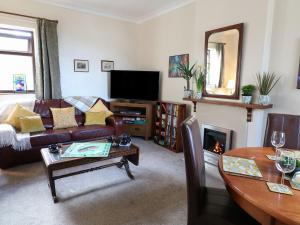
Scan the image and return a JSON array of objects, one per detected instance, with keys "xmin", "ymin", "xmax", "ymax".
[{"xmin": 203, "ymin": 23, "xmax": 243, "ymax": 99}]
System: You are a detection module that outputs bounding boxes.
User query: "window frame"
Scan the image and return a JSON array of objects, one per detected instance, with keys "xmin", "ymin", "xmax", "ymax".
[{"xmin": 0, "ymin": 27, "xmax": 36, "ymax": 94}]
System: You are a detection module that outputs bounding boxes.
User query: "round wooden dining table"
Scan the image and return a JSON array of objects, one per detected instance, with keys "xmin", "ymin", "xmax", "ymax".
[{"xmin": 218, "ymin": 147, "xmax": 300, "ymax": 225}]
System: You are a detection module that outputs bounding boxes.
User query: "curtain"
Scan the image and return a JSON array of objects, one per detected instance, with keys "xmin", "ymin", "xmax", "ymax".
[
  {"xmin": 36, "ymin": 19, "xmax": 62, "ymax": 99},
  {"xmin": 215, "ymin": 43, "xmax": 225, "ymax": 88}
]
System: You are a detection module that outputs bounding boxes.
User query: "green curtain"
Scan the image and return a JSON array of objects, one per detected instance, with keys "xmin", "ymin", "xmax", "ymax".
[{"xmin": 36, "ymin": 19, "xmax": 62, "ymax": 99}]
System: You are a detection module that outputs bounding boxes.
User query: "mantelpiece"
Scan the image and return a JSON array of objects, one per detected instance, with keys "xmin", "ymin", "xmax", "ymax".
[{"xmin": 183, "ymin": 98, "xmax": 273, "ymax": 122}]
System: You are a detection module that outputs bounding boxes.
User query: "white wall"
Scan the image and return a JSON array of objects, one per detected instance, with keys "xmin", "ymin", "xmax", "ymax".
[
  {"xmin": 0, "ymin": 0, "xmax": 138, "ymax": 100},
  {"xmin": 136, "ymin": 0, "xmax": 270, "ymax": 147},
  {"xmin": 268, "ymin": 0, "xmax": 300, "ymax": 115}
]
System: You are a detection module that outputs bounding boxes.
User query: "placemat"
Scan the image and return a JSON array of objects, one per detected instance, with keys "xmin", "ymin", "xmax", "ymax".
[{"xmin": 222, "ymin": 156, "xmax": 262, "ymax": 178}]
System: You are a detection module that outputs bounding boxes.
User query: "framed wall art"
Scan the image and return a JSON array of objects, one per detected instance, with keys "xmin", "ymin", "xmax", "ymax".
[
  {"xmin": 74, "ymin": 59, "xmax": 89, "ymax": 72},
  {"xmin": 101, "ymin": 60, "xmax": 114, "ymax": 72},
  {"xmin": 169, "ymin": 54, "xmax": 189, "ymax": 77}
]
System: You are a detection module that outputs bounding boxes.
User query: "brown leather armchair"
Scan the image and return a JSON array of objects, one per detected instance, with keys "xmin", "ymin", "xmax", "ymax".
[
  {"xmin": 181, "ymin": 116, "xmax": 259, "ymax": 225},
  {"xmin": 264, "ymin": 113, "xmax": 300, "ymax": 149}
]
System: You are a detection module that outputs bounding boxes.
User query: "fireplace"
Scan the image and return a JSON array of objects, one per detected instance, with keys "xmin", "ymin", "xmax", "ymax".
[{"xmin": 201, "ymin": 124, "xmax": 233, "ymax": 165}]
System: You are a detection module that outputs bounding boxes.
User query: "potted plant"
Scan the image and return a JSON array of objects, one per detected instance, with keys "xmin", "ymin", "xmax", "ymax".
[
  {"xmin": 177, "ymin": 62, "xmax": 196, "ymax": 98},
  {"xmin": 256, "ymin": 72, "xmax": 280, "ymax": 105},
  {"xmin": 194, "ymin": 65, "xmax": 206, "ymax": 99},
  {"xmin": 241, "ymin": 84, "xmax": 256, "ymax": 104}
]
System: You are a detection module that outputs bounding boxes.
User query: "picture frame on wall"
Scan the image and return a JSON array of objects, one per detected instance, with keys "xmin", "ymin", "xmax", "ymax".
[
  {"xmin": 74, "ymin": 59, "xmax": 89, "ymax": 72},
  {"xmin": 101, "ymin": 60, "xmax": 114, "ymax": 72},
  {"xmin": 168, "ymin": 54, "xmax": 189, "ymax": 77}
]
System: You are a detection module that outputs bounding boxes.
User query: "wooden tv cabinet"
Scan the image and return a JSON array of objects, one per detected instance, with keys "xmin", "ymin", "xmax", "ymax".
[{"xmin": 110, "ymin": 101, "xmax": 155, "ymax": 140}]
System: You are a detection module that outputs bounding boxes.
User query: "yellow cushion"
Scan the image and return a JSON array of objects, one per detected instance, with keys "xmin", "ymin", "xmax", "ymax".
[
  {"xmin": 89, "ymin": 100, "xmax": 113, "ymax": 118},
  {"xmin": 19, "ymin": 115, "xmax": 46, "ymax": 133},
  {"xmin": 50, "ymin": 107, "xmax": 78, "ymax": 129},
  {"xmin": 85, "ymin": 111, "xmax": 106, "ymax": 125},
  {"xmin": 5, "ymin": 104, "xmax": 37, "ymax": 130}
]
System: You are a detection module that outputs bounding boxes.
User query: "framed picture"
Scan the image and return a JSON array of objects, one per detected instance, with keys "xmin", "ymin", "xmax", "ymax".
[
  {"xmin": 101, "ymin": 60, "xmax": 114, "ymax": 72},
  {"xmin": 169, "ymin": 54, "xmax": 189, "ymax": 77},
  {"xmin": 13, "ymin": 74, "xmax": 26, "ymax": 92},
  {"xmin": 297, "ymin": 60, "xmax": 300, "ymax": 89},
  {"xmin": 74, "ymin": 59, "xmax": 89, "ymax": 72}
]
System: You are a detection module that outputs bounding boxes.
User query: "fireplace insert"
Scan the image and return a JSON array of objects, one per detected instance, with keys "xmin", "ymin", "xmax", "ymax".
[{"xmin": 201, "ymin": 124, "xmax": 232, "ymax": 165}]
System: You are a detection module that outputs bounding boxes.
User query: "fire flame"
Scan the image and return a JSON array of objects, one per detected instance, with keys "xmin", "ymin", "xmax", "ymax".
[{"xmin": 213, "ymin": 141, "xmax": 223, "ymax": 155}]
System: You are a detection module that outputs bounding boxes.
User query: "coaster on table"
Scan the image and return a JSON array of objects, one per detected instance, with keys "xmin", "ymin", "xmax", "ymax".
[
  {"xmin": 266, "ymin": 182, "xmax": 293, "ymax": 195},
  {"xmin": 266, "ymin": 155, "xmax": 276, "ymax": 161},
  {"xmin": 290, "ymin": 180, "xmax": 300, "ymax": 191}
]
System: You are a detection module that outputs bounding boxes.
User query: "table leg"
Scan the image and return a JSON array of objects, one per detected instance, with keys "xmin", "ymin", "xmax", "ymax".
[
  {"xmin": 47, "ymin": 169, "xmax": 58, "ymax": 203},
  {"xmin": 118, "ymin": 157, "xmax": 135, "ymax": 180}
]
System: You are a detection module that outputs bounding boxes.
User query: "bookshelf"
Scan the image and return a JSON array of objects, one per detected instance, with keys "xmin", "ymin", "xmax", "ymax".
[
  {"xmin": 110, "ymin": 101, "xmax": 155, "ymax": 140},
  {"xmin": 153, "ymin": 101, "xmax": 187, "ymax": 153}
]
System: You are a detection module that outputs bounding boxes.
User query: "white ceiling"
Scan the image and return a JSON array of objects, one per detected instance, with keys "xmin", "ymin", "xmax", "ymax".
[{"xmin": 35, "ymin": 0, "xmax": 195, "ymax": 23}]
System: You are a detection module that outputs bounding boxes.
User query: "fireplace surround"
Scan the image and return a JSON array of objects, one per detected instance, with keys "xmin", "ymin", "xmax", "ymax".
[{"xmin": 201, "ymin": 124, "xmax": 233, "ymax": 165}]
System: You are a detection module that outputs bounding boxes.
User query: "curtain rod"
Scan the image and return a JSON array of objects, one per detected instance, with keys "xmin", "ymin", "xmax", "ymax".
[{"xmin": 0, "ymin": 11, "xmax": 58, "ymax": 23}]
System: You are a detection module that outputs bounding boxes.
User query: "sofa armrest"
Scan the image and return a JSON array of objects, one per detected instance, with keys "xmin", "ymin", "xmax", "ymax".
[{"xmin": 106, "ymin": 116, "xmax": 123, "ymax": 136}]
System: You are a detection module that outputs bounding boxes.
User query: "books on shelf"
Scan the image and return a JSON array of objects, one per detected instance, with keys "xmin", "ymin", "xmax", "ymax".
[{"xmin": 154, "ymin": 101, "xmax": 186, "ymax": 152}]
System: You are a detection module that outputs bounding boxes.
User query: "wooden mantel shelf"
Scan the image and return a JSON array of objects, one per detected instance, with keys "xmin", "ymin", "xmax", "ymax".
[{"xmin": 183, "ymin": 98, "xmax": 273, "ymax": 122}]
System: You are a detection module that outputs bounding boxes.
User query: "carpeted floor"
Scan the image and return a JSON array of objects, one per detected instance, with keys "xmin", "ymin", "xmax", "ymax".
[{"xmin": 0, "ymin": 138, "xmax": 224, "ymax": 225}]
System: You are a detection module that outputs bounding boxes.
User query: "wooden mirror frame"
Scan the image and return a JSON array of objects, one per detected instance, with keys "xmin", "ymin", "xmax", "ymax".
[{"xmin": 203, "ymin": 23, "xmax": 244, "ymax": 99}]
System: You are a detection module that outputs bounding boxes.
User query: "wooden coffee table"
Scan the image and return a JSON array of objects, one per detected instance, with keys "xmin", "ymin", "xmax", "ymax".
[{"xmin": 41, "ymin": 142, "xmax": 139, "ymax": 203}]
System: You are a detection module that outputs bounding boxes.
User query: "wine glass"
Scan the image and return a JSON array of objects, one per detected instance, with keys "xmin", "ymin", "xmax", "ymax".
[
  {"xmin": 275, "ymin": 148, "xmax": 296, "ymax": 185},
  {"xmin": 271, "ymin": 131, "xmax": 285, "ymax": 152}
]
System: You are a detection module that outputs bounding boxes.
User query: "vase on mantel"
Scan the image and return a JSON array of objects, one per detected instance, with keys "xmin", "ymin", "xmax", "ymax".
[
  {"xmin": 241, "ymin": 96, "xmax": 252, "ymax": 104},
  {"xmin": 194, "ymin": 91, "xmax": 202, "ymax": 99},
  {"xmin": 258, "ymin": 95, "xmax": 270, "ymax": 105},
  {"xmin": 184, "ymin": 89, "xmax": 193, "ymax": 98}
]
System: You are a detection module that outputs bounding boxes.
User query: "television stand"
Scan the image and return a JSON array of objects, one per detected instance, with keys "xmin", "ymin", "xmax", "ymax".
[{"xmin": 110, "ymin": 101, "xmax": 155, "ymax": 140}]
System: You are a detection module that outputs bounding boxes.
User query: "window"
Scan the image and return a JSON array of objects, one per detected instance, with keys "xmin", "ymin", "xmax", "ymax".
[{"xmin": 0, "ymin": 27, "xmax": 35, "ymax": 93}]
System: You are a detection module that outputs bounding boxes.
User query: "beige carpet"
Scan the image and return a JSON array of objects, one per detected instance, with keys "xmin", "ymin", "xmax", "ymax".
[{"xmin": 0, "ymin": 138, "xmax": 224, "ymax": 225}]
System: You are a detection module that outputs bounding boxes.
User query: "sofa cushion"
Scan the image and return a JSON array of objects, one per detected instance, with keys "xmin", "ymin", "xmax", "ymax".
[
  {"xmin": 33, "ymin": 100, "xmax": 61, "ymax": 128},
  {"xmin": 20, "ymin": 115, "xmax": 46, "ymax": 133},
  {"xmin": 69, "ymin": 125, "xmax": 115, "ymax": 141},
  {"xmin": 61, "ymin": 100, "xmax": 87, "ymax": 126},
  {"xmin": 5, "ymin": 104, "xmax": 37, "ymax": 130},
  {"xmin": 50, "ymin": 107, "xmax": 78, "ymax": 129},
  {"xmin": 30, "ymin": 129, "xmax": 72, "ymax": 147}
]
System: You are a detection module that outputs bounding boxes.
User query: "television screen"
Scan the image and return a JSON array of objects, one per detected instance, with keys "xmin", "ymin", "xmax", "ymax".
[{"xmin": 110, "ymin": 70, "xmax": 160, "ymax": 101}]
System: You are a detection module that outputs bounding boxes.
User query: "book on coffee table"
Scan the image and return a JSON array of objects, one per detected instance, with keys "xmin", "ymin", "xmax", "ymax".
[
  {"xmin": 222, "ymin": 155, "xmax": 263, "ymax": 178},
  {"xmin": 61, "ymin": 142, "xmax": 112, "ymax": 158}
]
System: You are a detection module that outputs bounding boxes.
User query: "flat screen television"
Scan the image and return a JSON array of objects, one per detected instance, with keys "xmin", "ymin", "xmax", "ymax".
[{"xmin": 110, "ymin": 70, "xmax": 160, "ymax": 101}]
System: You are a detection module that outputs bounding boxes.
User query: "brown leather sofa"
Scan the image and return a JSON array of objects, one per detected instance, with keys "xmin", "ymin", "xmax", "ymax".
[
  {"xmin": 0, "ymin": 98, "xmax": 123, "ymax": 169},
  {"xmin": 264, "ymin": 113, "xmax": 300, "ymax": 150}
]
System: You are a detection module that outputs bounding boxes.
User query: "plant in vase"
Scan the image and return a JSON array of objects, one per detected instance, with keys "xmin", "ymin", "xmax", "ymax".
[
  {"xmin": 256, "ymin": 72, "xmax": 280, "ymax": 105},
  {"xmin": 194, "ymin": 65, "xmax": 206, "ymax": 99},
  {"xmin": 178, "ymin": 62, "xmax": 195, "ymax": 98},
  {"xmin": 241, "ymin": 84, "xmax": 255, "ymax": 104}
]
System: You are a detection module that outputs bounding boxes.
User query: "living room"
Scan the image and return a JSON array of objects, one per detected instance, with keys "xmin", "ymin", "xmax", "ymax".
[{"xmin": 0, "ymin": 0, "xmax": 300, "ymax": 225}]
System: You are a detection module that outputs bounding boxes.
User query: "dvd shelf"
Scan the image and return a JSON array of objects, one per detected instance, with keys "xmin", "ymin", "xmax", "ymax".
[{"xmin": 154, "ymin": 101, "xmax": 186, "ymax": 153}]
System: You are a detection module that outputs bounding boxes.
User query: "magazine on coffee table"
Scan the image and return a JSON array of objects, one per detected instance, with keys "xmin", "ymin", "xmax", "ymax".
[
  {"xmin": 61, "ymin": 142, "xmax": 112, "ymax": 158},
  {"xmin": 222, "ymin": 155, "xmax": 263, "ymax": 178}
]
